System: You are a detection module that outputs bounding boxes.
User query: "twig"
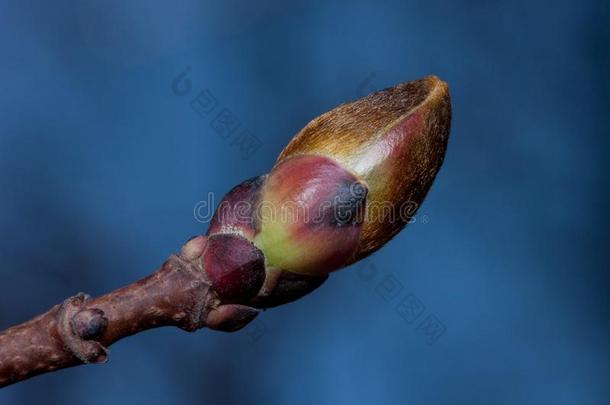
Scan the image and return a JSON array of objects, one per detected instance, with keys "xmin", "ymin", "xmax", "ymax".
[{"xmin": 0, "ymin": 236, "xmax": 256, "ymax": 387}]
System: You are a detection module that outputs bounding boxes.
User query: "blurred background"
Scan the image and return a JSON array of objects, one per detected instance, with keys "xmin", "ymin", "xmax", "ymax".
[{"xmin": 0, "ymin": 0, "xmax": 608, "ymax": 404}]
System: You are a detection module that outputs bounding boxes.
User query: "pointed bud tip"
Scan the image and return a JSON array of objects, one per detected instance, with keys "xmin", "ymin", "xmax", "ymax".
[
  {"xmin": 420, "ymin": 74, "xmax": 449, "ymax": 92},
  {"xmin": 413, "ymin": 75, "xmax": 450, "ymax": 121}
]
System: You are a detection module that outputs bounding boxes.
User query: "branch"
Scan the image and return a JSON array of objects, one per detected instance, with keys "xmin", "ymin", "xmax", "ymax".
[{"xmin": 0, "ymin": 237, "xmax": 256, "ymax": 387}]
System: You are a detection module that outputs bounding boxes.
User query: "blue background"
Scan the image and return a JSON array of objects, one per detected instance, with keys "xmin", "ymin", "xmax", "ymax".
[{"xmin": 1, "ymin": 0, "xmax": 608, "ymax": 404}]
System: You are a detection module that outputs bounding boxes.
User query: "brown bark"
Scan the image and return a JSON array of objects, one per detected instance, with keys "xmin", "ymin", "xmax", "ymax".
[{"xmin": 0, "ymin": 237, "xmax": 258, "ymax": 388}]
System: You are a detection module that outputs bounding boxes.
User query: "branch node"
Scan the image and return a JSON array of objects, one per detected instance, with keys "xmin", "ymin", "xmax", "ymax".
[
  {"xmin": 72, "ymin": 308, "xmax": 108, "ymax": 340},
  {"xmin": 58, "ymin": 293, "xmax": 108, "ymax": 364},
  {"xmin": 171, "ymin": 253, "xmax": 217, "ymax": 332}
]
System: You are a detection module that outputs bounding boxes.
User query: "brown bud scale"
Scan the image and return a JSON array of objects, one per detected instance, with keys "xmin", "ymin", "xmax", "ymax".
[{"xmin": 278, "ymin": 76, "xmax": 451, "ymax": 261}]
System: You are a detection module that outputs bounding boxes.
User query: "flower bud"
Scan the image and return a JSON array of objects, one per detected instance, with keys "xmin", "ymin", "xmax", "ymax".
[
  {"xmin": 254, "ymin": 155, "xmax": 368, "ymax": 276},
  {"xmin": 205, "ymin": 76, "xmax": 450, "ymax": 307},
  {"xmin": 202, "ymin": 234, "xmax": 266, "ymax": 303},
  {"xmin": 207, "ymin": 175, "xmax": 266, "ymax": 240},
  {"xmin": 277, "ymin": 75, "xmax": 451, "ymax": 261}
]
